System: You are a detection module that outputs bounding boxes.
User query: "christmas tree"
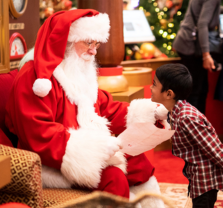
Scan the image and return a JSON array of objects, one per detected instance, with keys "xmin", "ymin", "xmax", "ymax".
[
  {"xmin": 138, "ymin": 0, "xmax": 189, "ymax": 57},
  {"xmin": 71, "ymin": 0, "xmax": 77, "ymax": 7}
]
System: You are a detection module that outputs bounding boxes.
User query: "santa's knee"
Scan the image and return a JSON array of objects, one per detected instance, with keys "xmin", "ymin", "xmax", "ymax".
[{"xmin": 97, "ymin": 166, "xmax": 129, "ymax": 198}]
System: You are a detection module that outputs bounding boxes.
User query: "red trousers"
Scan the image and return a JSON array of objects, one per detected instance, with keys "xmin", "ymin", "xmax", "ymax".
[{"xmin": 95, "ymin": 153, "xmax": 154, "ymax": 198}]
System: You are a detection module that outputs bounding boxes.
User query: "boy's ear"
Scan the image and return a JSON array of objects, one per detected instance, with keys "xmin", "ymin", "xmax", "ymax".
[{"xmin": 166, "ymin": 89, "xmax": 175, "ymax": 99}]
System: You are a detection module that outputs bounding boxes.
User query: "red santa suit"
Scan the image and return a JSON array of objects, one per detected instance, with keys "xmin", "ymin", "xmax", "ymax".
[{"xmin": 5, "ymin": 10, "xmax": 164, "ymax": 206}]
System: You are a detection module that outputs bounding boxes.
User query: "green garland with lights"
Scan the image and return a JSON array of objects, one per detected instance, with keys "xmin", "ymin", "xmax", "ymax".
[
  {"xmin": 71, "ymin": 0, "xmax": 77, "ymax": 7},
  {"xmin": 138, "ymin": 0, "xmax": 189, "ymax": 57}
]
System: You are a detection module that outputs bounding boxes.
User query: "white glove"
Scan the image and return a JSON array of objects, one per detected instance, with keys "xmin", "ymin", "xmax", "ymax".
[
  {"xmin": 155, "ymin": 104, "xmax": 168, "ymax": 120},
  {"xmin": 106, "ymin": 136, "xmax": 122, "ymax": 159}
]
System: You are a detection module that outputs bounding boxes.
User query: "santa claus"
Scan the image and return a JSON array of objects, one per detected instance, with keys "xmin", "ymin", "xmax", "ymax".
[{"xmin": 5, "ymin": 9, "xmax": 166, "ymax": 208}]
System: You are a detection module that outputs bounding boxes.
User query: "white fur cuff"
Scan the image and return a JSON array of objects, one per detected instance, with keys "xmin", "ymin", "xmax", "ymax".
[
  {"xmin": 61, "ymin": 128, "xmax": 110, "ymax": 188},
  {"xmin": 126, "ymin": 99, "xmax": 158, "ymax": 127}
]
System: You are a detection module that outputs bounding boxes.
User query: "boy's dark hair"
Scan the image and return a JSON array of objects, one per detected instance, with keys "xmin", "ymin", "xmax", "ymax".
[{"xmin": 156, "ymin": 63, "xmax": 192, "ymax": 101}]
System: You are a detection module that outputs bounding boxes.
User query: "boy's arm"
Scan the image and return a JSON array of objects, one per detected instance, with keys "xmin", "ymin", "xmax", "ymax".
[{"xmin": 180, "ymin": 116, "xmax": 223, "ymax": 169}]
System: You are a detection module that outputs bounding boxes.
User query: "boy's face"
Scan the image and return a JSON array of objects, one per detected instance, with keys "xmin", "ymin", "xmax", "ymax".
[{"xmin": 150, "ymin": 75, "xmax": 166, "ymax": 104}]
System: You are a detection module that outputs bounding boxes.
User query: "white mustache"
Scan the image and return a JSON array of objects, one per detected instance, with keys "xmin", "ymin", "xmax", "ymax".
[{"xmin": 81, "ymin": 53, "xmax": 94, "ymax": 61}]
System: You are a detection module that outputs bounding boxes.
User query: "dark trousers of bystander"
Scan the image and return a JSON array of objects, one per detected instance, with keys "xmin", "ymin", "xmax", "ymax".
[
  {"xmin": 178, "ymin": 53, "xmax": 208, "ymax": 115},
  {"xmin": 192, "ymin": 189, "xmax": 218, "ymax": 208}
]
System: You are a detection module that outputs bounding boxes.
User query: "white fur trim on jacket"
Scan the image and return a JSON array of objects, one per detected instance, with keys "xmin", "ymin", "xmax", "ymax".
[
  {"xmin": 130, "ymin": 176, "xmax": 165, "ymax": 208},
  {"xmin": 61, "ymin": 128, "xmax": 114, "ymax": 188},
  {"xmin": 32, "ymin": 78, "xmax": 52, "ymax": 97},
  {"xmin": 68, "ymin": 13, "xmax": 110, "ymax": 43}
]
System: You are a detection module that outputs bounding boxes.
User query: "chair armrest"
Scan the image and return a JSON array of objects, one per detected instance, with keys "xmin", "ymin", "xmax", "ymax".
[
  {"xmin": 0, "ymin": 144, "xmax": 43, "ymax": 207},
  {"xmin": 0, "ymin": 155, "xmax": 11, "ymax": 188}
]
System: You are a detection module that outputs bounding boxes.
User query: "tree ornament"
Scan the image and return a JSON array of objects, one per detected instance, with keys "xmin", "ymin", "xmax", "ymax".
[
  {"xmin": 140, "ymin": 43, "xmax": 155, "ymax": 59},
  {"xmin": 165, "ymin": 0, "xmax": 173, "ymax": 9},
  {"xmin": 159, "ymin": 19, "xmax": 168, "ymax": 29}
]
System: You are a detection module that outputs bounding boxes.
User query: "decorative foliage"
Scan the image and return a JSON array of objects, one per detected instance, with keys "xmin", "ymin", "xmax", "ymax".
[
  {"xmin": 138, "ymin": 0, "xmax": 189, "ymax": 57},
  {"xmin": 39, "ymin": 0, "xmax": 74, "ymax": 24}
]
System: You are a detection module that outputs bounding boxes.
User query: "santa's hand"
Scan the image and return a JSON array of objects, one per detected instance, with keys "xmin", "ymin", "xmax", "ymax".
[
  {"xmin": 155, "ymin": 104, "xmax": 168, "ymax": 120},
  {"xmin": 106, "ymin": 137, "xmax": 122, "ymax": 158}
]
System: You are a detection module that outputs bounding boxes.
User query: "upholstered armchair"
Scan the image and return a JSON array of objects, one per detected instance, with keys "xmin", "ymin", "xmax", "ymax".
[{"xmin": 0, "ymin": 70, "xmax": 173, "ymax": 208}]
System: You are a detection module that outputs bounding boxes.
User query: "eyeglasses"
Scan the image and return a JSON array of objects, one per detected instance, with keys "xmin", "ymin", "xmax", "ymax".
[{"xmin": 84, "ymin": 41, "xmax": 101, "ymax": 50}]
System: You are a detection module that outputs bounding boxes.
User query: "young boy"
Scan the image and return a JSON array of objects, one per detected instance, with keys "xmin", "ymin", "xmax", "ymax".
[{"xmin": 150, "ymin": 63, "xmax": 223, "ymax": 208}]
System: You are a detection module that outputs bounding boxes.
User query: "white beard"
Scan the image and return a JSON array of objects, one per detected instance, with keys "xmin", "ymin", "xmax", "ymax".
[{"xmin": 62, "ymin": 49, "xmax": 99, "ymax": 105}]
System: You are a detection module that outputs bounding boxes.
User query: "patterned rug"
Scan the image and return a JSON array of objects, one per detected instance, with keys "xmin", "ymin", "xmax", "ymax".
[{"xmin": 159, "ymin": 183, "xmax": 223, "ymax": 208}]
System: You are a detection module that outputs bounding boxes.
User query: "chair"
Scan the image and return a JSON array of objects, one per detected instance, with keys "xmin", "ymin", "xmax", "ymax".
[{"xmin": 0, "ymin": 69, "xmax": 173, "ymax": 208}]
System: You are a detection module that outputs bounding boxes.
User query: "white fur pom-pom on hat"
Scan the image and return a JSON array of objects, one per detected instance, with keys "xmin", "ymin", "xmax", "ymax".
[{"xmin": 32, "ymin": 78, "xmax": 52, "ymax": 97}]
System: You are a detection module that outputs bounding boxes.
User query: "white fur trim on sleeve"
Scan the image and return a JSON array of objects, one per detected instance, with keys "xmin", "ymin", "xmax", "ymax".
[
  {"xmin": 68, "ymin": 13, "xmax": 110, "ymax": 43},
  {"xmin": 61, "ymin": 128, "xmax": 110, "ymax": 188},
  {"xmin": 32, "ymin": 78, "xmax": 52, "ymax": 97},
  {"xmin": 107, "ymin": 151, "xmax": 127, "ymax": 174},
  {"xmin": 126, "ymin": 99, "xmax": 158, "ymax": 128},
  {"xmin": 42, "ymin": 165, "xmax": 72, "ymax": 188}
]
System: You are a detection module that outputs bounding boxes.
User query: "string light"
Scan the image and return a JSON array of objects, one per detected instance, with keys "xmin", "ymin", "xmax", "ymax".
[
  {"xmin": 177, "ymin": 11, "xmax": 182, "ymax": 16},
  {"xmin": 153, "ymin": 2, "xmax": 158, "ymax": 6},
  {"xmin": 167, "ymin": 45, "xmax": 172, "ymax": 50},
  {"xmin": 155, "ymin": 8, "xmax": 160, "ymax": 12},
  {"xmin": 163, "ymin": 7, "xmax": 168, "ymax": 11},
  {"xmin": 159, "ymin": 29, "xmax": 164, "ymax": 34},
  {"xmin": 168, "ymin": 29, "xmax": 172, "ymax": 33},
  {"xmin": 162, "ymin": 31, "xmax": 168, "ymax": 38},
  {"xmin": 139, "ymin": 6, "xmax": 144, "ymax": 10},
  {"xmin": 170, "ymin": 34, "xmax": 175, "ymax": 39},
  {"xmin": 163, "ymin": 43, "xmax": 167, "ymax": 48},
  {"xmin": 168, "ymin": 23, "xmax": 174, "ymax": 28}
]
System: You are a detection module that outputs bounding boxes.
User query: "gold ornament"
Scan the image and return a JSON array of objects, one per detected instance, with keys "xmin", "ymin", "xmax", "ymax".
[
  {"xmin": 140, "ymin": 43, "xmax": 155, "ymax": 58},
  {"xmin": 160, "ymin": 19, "xmax": 167, "ymax": 29}
]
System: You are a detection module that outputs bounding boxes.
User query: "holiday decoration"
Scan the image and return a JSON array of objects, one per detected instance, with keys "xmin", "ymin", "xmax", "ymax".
[
  {"xmin": 40, "ymin": 0, "xmax": 75, "ymax": 24},
  {"xmin": 138, "ymin": 0, "xmax": 189, "ymax": 57},
  {"xmin": 140, "ymin": 43, "xmax": 155, "ymax": 59}
]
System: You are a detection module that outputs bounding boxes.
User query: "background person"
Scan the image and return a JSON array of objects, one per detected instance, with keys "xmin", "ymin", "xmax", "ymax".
[{"xmin": 173, "ymin": 0, "xmax": 221, "ymax": 115}]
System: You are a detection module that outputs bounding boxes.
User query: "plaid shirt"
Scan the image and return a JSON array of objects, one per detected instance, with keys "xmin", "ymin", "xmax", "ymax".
[{"xmin": 169, "ymin": 100, "xmax": 223, "ymax": 199}]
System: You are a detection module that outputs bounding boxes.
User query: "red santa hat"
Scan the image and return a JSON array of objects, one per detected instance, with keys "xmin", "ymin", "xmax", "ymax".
[{"xmin": 33, "ymin": 9, "xmax": 110, "ymax": 97}]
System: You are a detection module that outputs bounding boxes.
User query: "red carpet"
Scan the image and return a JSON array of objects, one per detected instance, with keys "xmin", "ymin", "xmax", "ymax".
[{"xmin": 145, "ymin": 150, "xmax": 189, "ymax": 184}]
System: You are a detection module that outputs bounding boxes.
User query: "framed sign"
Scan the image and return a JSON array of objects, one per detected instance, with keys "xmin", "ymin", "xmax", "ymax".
[
  {"xmin": 9, "ymin": 0, "xmax": 28, "ymax": 18},
  {"xmin": 9, "ymin": 32, "xmax": 27, "ymax": 60},
  {"xmin": 123, "ymin": 10, "xmax": 155, "ymax": 44}
]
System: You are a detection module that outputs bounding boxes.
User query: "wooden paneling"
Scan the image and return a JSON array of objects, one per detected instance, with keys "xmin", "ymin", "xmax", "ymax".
[
  {"xmin": 9, "ymin": 0, "xmax": 40, "ymax": 51},
  {"xmin": 77, "ymin": 0, "xmax": 124, "ymax": 67},
  {"xmin": 0, "ymin": 0, "xmax": 10, "ymax": 74},
  {"xmin": 121, "ymin": 57, "xmax": 181, "ymax": 71}
]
